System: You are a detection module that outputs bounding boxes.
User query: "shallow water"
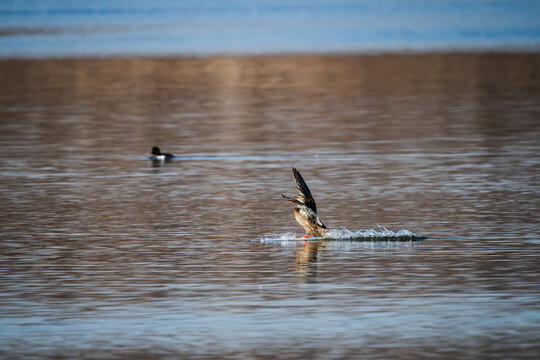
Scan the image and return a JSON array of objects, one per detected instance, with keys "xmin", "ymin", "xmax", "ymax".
[{"xmin": 0, "ymin": 54, "xmax": 539, "ymax": 359}]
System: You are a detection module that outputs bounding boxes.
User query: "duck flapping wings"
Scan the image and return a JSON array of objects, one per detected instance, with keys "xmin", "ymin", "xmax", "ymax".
[{"xmin": 292, "ymin": 167, "xmax": 318, "ymax": 213}]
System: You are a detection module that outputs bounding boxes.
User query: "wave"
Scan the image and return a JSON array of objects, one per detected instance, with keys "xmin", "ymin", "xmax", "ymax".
[{"xmin": 257, "ymin": 226, "xmax": 426, "ymax": 244}]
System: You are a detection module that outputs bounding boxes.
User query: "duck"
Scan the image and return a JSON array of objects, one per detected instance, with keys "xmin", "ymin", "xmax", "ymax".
[
  {"xmin": 282, "ymin": 167, "xmax": 329, "ymax": 238},
  {"xmin": 150, "ymin": 146, "xmax": 174, "ymax": 162}
]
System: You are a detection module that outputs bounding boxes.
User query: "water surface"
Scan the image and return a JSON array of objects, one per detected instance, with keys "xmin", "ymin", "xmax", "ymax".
[
  {"xmin": 0, "ymin": 53, "xmax": 539, "ymax": 359},
  {"xmin": 1, "ymin": 0, "xmax": 539, "ymax": 57}
]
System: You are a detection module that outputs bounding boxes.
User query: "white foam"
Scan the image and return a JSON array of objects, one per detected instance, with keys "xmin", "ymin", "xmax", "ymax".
[{"xmin": 257, "ymin": 226, "xmax": 423, "ymax": 244}]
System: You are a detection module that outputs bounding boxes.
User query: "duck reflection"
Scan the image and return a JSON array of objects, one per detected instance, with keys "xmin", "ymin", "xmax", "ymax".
[
  {"xmin": 149, "ymin": 146, "xmax": 175, "ymax": 172},
  {"xmin": 295, "ymin": 241, "xmax": 327, "ymax": 283}
]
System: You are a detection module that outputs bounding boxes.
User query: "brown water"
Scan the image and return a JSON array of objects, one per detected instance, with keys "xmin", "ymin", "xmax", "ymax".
[{"xmin": 0, "ymin": 53, "xmax": 539, "ymax": 359}]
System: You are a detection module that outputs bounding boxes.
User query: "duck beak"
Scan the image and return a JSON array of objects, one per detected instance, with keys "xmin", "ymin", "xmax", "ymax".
[{"xmin": 281, "ymin": 194, "xmax": 293, "ymax": 203}]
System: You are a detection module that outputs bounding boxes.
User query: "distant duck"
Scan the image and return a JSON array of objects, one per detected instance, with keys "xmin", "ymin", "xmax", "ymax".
[
  {"xmin": 282, "ymin": 167, "xmax": 329, "ymax": 238},
  {"xmin": 150, "ymin": 146, "xmax": 174, "ymax": 162}
]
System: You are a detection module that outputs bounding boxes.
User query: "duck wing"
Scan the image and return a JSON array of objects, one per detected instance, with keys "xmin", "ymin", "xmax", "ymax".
[
  {"xmin": 298, "ymin": 204, "xmax": 326, "ymax": 229},
  {"xmin": 292, "ymin": 167, "xmax": 317, "ymax": 213}
]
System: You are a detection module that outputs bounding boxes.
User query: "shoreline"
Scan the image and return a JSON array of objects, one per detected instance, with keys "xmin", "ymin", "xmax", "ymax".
[{"xmin": 1, "ymin": 49, "xmax": 539, "ymax": 62}]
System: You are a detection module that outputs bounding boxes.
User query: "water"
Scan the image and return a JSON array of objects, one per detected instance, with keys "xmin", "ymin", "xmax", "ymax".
[
  {"xmin": 1, "ymin": 53, "xmax": 539, "ymax": 358},
  {"xmin": 1, "ymin": 0, "xmax": 540, "ymax": 58}
]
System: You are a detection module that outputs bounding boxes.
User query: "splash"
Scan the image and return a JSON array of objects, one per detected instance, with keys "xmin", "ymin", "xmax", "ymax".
[{"xmin": 258, "ymin": 226, "xmax": 425, "ymax": 244}]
